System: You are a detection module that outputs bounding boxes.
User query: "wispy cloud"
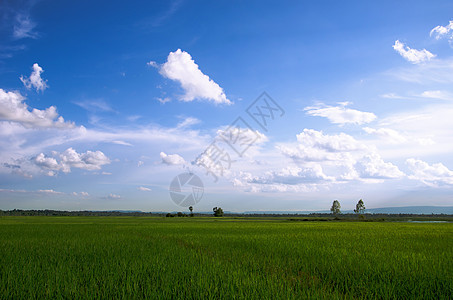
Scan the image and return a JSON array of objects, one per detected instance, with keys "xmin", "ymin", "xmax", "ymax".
[
  {"xmin": 13, "ymin": 13, "xmax": 38, "ymax": 39},
  {"xmin": 177, "ymin": 117, "xmax": 200, "ymax": 129},
  {"xmin": 74, "ymin": 99, "xmax": 115, "ymax": 112},
  {"xmin": 430, "ymin": 20, "xmax": 453, "ymax": 44},
  {"xmin": 304, "ymin": 102, "xmax": 376, "ymax": 125},
  {"xmin": 380, "ymin": 93, "xmax": 407, "ymax": 99},
  {"xmin": 138, "ymin": 186, "xmax": 152, "ymax": 191},
  {"xmin": 419, "ymin": 90, "xmax": 453, "ymax": 101}
]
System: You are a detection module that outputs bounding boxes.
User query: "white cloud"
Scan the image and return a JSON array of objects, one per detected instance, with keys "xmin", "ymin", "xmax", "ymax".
[
  {"xmin": 406, "ymin": 158, "xmax": 453, "ymax": 186},
  {"xmin": 356, "ymin": 153, "xmax": 404, "ymax": 179},
  {"xmin": 295, "ymin": 129, "xmax": 366, "ymax": 154},
  {"xmin": 59, "ymin": 148, "xmax": 110, "ymax": 172},
  {"xmin": 147, "ymin": 61, "xmax": 158, "ymax": 68},
  {"xmin": 378, "ymin": 103, "xmax": 453, "ymax": 157},
  {"xmin": 388, "ymin": 58, "xmax": 453, "ymax": 84},
  {"xmin": 177, "ymin": 117, "xmax": 200, "ymax": 129},
  {"xmin": 160, "ymin": 151, "xmax": 186, "ymax": 165},
  {"xmin": 73, "ymin": 191, "xmax": 90, "ymax": 197},
  {"xmin": 0, "ymin": 188, "xmax": 63, "ymax": 195},
  {"xmin": 278, "ymin": 129, "xmax": 403, "ymax": 182},
  {"xmin": 156, "ymin": 97, "xmax": 171, "ymax": 104},
  {"xmin": 112, "ymin": 140, "xmax": 133, "ymax": 146},
  {"xmin": 251, "ymin": 165, "xmax": 335, "ymax": 185},
  {"xmin": 138, "ymin": 186, "xmax": 152, "ymax": 191},
  {"xmin": 0, "ymin": 89, "xmax": 73, "ymax": 129},
  {"xmin": 107, "ymin": 193, "xmax": 121, "ymax": 199},
  {"xmin": 13, "ymin": 14, "xmax": 38, "ymax": 39},
  {"xmin": 363, "ymin": 127, "xmax": 407, "ymax": 143},
  {"xmin": 33, "ymin": 148, "xmax": 110, "ymax": 175},
  {"xmin": 34, "ymin": 153, "xmax": 59, "ymax": 170},
  {"xmin": 392, "ymin": 40, "xmax": 435, "ymax": 64},
  {"xmin": 20, "ymin": 63, "xmax": 48, "ymax": 92},
  {"xmin": 304, "ymin": 102, "xmax": 376, "ymax": 125},
  {"xmin": 430, "ymin": 21, "xmax": 453, "ymax": 41},
  {"xmin": 157, "ymin": 49, "xmax": 231, "ymax": 104},
  {"xmin": 419, "ymin": 90, "xmax": 453, "ymax": 101},
  {"xmin": 37, "ymin": 189, "xmax": 64, "ymax": 195},
  {"xmin": 74, "ymin": 99, "xmax": 114, "ymax": 112},
  {"xmin": 380, "ymin": 93, "xmax": 406, "ymax": 99},
  {"xmin": 215, "ymin": 126, "xmax": 268, "ymax": 146}
]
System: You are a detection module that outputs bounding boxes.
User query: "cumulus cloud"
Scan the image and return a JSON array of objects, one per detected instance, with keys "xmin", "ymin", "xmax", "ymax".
[
  {"xmin": 295, "ymin": 129, "xmax": 366, "ymax": 154},
  {"xmin": 138, "ymin": 186, "xmax": 152, "ymax": 191},
  {"xmin": 13, "ymin": 14, "xmax": 38, "ymax": 39},
  {"xmin": 160, "ymin": 151, "xmax": 186, "ymax": 165},
  {"xmin": 356, "ymin": 153, "xmax": 404, "ymax": 179},
  {"xmin": 392, "ymin": 40, "xmax": 435, "ymax": 64},
  {"xmin": 0, "ymin": 89, "xmax": 74, "ymax": 128},
  {"xmin": 304, "ymin": 102, "xmax": 376, "ymax": 125},
  {"xmin": 430, "ymin": 21, "xmax": 453, "ymax": 41},
  {"xmin": 20, "ymin": 63, "xmax": 48, "ymax": 92},
  {"xmin": 33, "ymin": 148, "xmax": 110, "ymax": 175},
  {"xmin": 278, "ymin": 129, "xmax": 403, "ymax": 182},
  {"xmin": 406, "ymin": 158, "xmax": 453, "ymax": 186},
  {"xmin": 0, "ymin": 89, "xmax": 73, "ymax": 129},
  {"xmin": 157, "ymin": 49, "xmax": 231, "ymax": 104},
  {"xmin": 251, "ymin": 165, "xmax": 335, "ymax": 185}
]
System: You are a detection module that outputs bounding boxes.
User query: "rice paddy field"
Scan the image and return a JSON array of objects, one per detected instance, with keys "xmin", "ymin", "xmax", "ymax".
[{"xmin": 0, "ymin": 216, "xmax": 452, "ymax": 299}]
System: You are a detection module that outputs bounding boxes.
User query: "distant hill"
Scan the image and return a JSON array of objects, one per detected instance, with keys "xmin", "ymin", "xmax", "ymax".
[
  {"xmin": 244, "ymin": 206, "xmax": 453, "ymax": 215},
  {"xmin": 363, "ymin": 206, "xmax": 453, "ymax": 215}
]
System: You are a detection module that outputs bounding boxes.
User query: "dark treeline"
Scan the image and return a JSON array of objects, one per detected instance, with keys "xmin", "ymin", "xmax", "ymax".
[{"xmin": 0, "ymin": 209, "xmax": 165, "ymax": 217}]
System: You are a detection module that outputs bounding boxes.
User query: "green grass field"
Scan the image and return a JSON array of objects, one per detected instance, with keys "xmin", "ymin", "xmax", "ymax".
[{"xmin": 0, "ymin": 217, "xmax": 452, "ymax": 299}]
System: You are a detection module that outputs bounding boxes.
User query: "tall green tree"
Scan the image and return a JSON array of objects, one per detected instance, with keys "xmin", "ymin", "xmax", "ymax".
[
  {"xmin": 189, "ymin": 206, "xmax": 194, "ymax": 217},
  {"xmin": 354, "ymin": 199, "xmax": 366, "ymax": 214},
  {"xmin": 330, "ymin": 200, "xmax": 341, "ymax": 215}
]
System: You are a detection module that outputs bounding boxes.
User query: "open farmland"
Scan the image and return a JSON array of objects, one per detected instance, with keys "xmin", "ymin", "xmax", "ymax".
[{"xmin": 0, "ymin": 217, "xmax": 452, "ymax": 299}]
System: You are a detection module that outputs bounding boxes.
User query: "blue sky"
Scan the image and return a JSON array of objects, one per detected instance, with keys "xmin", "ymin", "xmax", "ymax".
[{"xmin": 1, "ymin": 0, "xmax": 453, "ymax": 212}]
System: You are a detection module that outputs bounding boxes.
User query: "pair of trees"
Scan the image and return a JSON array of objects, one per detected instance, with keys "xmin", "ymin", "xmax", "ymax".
[{"xmin": 330, "ymin": 199, "xmax": 366, "ymax": 215}]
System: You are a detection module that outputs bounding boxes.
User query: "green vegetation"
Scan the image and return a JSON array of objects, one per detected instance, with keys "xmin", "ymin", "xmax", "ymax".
[
  {"xmin": 354, "ymin": 199, "xmax": 366, "ymax": 215},
  {"xmin": 331, "ymin": 200, "xmax": 341, "ymax": 215},
  {"xmin": 0, "ymin": 216, "xmax": 452, "ymax": 299},
  {"xmin": 212, "ymin": 206, "xmax": 224, "ymax": 217}
]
